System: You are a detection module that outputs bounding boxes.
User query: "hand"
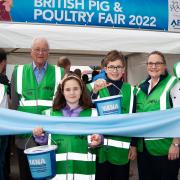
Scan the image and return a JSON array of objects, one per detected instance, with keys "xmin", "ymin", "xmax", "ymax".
[
  {"xmin": 128, "ymin": 146, "xmax": 137, "ymax": 160},
  {"xmin": 89, "ymin": 134, "xmax": 103, "ymax": 148},
  {"xmin": 168, "ymin": 144, "xmax": 179, "ymax": 160},
  {"xmin": 93, "ymin": 79, "xmax": 111, "ymax": 93},
  {"xmin": 33, "ymin": 127, "xmax": 45, "ymax": 137}
]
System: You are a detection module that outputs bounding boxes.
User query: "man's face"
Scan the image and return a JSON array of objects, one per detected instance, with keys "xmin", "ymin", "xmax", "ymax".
[
  {"xmin": 0, "ymin": 60, "xmax": 7, "ymax": 74},
  {"xmin": 31, "ymin": 40, "xmax": 49, "ymax": 67}
]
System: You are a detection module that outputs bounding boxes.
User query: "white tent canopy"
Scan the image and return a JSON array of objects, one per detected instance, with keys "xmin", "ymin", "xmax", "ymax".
[
  {"xmin": 1, "ymin": 22, "xmax": 180, "ymax": 85},
  {"xmin": 1, "ymin": 22, "xmax": 180, "ymax": 54}
]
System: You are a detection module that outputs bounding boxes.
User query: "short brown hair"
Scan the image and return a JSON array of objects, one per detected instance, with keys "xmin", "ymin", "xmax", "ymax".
[
  {"xmin": 57, "ymin": 56, "xmax": 71, "ymax": 68},
  {"xmin": 104, "ymin": 50, "xmax": 125, "ymax": 67},
  {"xmin": 53, "ymin": 72, "xmax": 92, "ymax": 110},
  {"xmin": 148, "ymin": 51, "xmax": 166, "ymax": 64}
]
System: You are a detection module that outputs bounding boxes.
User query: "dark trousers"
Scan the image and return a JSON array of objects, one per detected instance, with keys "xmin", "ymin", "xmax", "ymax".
[
  {"xmin": 0, "ymin": 136, "xmax": 8, "ymax": 180},
  {"xmin": 16, "ymin": 147, "xmax": 33, "ymax": 180},
  {"xmin": 95, "ymin": 161, "xmax": 129, "ymax": 180},
  {"xmin": 138, "ymin": 150, "xmax": 179, "ymax": 180}
]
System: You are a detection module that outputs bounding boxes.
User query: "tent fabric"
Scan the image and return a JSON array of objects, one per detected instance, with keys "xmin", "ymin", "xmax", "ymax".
[
  {"xmin": 1, "ymin": 23, "xmax": 180, "ymax": 54},
  {"xmin": 0, "ymin": 107, "xmax": 180, "ymax": 137}
]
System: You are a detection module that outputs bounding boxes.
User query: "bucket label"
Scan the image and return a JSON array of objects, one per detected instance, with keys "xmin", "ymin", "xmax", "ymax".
[
  {"xmin": 96, "ymin": 97, "xmax": 121, "ymax": 116},
  {"xmin": 102, "ymin": 104, "xmax": 119, "ymax": 115},
  {"xmin": 28, "ymin": 153, "xmax": 52, "ymax": 178}
]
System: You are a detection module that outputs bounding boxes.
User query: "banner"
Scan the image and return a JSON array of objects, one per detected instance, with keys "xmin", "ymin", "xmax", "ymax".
[
  {"xmin": 0, "ymin": 107, "xmax": 180, "ymax": 137},
  {"xmin": 0, "ymin": 0, "xmax": 172, "ymax": 31}
]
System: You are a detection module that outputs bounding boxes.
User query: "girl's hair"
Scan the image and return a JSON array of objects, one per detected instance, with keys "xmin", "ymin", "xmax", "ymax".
[
  {"xmin": 53, "ymin": 72, "xmax": 92, "ymax": 110},
  {"xmin": 104, "ymin": 50, "xmax": 126, "ymax": 67},
  {"xmin": 148, "ymin": 51, "xmax": 166, "ymax": 64}
]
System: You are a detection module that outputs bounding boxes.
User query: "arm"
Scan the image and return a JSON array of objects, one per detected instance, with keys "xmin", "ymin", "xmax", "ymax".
[
  {"xmin": 11, "ymin": 68, "xmax": 19, "ymax": 110},
  {"xmin": 168, "ymin": 82, "xmax": 180, "ymax": 160}
]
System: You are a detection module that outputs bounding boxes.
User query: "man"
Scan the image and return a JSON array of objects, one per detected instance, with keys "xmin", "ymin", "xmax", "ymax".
[
  {"xmin": 0, "ymin": 48, "xmax": 11, "ymax": 180},
  {"xmin": 0, "ymin": 83, "xmax": 8, "ymax": 180},
  {"xmin": 0, "ymin": 48, "xmax": 10, "ymax": 96},
  {"xmin": 11, "ymin": 37, "xmax": 64, "ymax": 180}
]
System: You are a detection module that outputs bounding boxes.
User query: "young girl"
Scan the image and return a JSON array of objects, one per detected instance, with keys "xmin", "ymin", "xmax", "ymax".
[
  {"xmin": 33, "ymin": 72, "xmax": 102, "ymax": 180},
  {"xmin": 91, "ymin": 50, "xmax": 136, "ymax": 180}
]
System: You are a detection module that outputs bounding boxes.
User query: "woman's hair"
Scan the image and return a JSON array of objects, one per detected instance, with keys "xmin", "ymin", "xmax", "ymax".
[
  {"xmin": 148, "ymin": 51, "xmax": 166, "ymax": 64},
  {"xmin": 53, "ymin": 72, "xmax": 92, "ymax": 110},
  {"xmin": 104, "ymin": 50, "xmax": 126, "ymax": 67}
]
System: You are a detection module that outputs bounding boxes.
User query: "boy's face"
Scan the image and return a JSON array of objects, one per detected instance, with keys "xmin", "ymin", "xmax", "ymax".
[{"xmin": 105, "ymin": 60, "xmax": 125, "ymax": 81}]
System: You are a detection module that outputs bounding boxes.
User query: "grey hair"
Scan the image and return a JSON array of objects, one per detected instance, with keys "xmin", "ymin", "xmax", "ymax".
[{"xmin": 31, "ymin": 37, "xmax": 50, "ymax": 49}]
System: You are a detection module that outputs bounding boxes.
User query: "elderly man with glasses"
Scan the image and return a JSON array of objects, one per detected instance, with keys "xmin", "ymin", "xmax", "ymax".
[{"xmin": 11, "ymin": 37, "xmax": 65, "ymax": 180}]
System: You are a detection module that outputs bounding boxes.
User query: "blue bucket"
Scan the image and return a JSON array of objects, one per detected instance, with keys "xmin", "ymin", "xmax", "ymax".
[
  {"xmin": 24, "ymin": 145, "xmax": 57, "ymax": 179},
  {"xmin": 93, "ymin": 95, "xmax": 122, "ymax": 116}
]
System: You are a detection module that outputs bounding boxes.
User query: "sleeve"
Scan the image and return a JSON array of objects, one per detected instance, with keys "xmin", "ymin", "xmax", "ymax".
[
  {"xmin": 0, "ymin": 92, "xmax": 8, "ymax": 108},
  {"xmin": 170, "ymin": 81, "xmax": 180, "ymax": 108},
  {"xmin": 11, "ymin": 66, "xmax": 20, "ymax": 110}
]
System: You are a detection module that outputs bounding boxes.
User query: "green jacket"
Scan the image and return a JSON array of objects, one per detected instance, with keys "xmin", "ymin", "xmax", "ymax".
[
  {"xmin": 96, "ymin": 83, "xmax": 135, "ymax": 165},
  {"xmin": 136, "ymin": 74, "xmax": 178, "ymax": 156},
  {"xmin": 44, "ymin": 108, "xmax": 98, "ymax": 180}
]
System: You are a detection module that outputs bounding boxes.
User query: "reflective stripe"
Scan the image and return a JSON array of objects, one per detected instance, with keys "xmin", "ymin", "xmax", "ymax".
[
  {"xmin": 52, "ymin": 174, "xmax": 95, "ymax": 180},
  {"xmin": 129, "ymin": 86, "xmax": 134, "ymax": 114},
  {"xmin": 91, "ymin": 108, "xmax": 98, "ymax": 117},
  {"xmin": 104, "ymin": 138, "xmax": 130, "ymax": 149},
  {"xmin": 160, "ymin": 76, "xmax": 176, "ymax": 110},
  {"xmin": 87, "ymin": 135, "xmax": 91, "ymax": 144},
  {"xmin": 17, "ymin": 65, "xmax": 24, "ymax": 95},
  {"xmin": 145, "ymin": 138, "xmax": 165, "ymax": 141},
  {"xmin": 175, "ymin": 63, "xmax": 180, "ymax": 78},
  {"xmin": 56, "ymin": 152, "xmax": 96, "ymax": 162},
  {"xmin": 0, "ymin": 84, "xmax": 5, "ymax": 104},
  {"xmin": 19, "ymin": 100, "xmax": 52, "ymax": 107},
  {"xmin": 54, "ymin": 65, "xmax": 61, "ymax": 96}
]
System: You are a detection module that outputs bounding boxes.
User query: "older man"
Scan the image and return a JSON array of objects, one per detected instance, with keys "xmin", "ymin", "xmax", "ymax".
[{"xmin": 11, "ymin": 37, "xmax": 64, "ymax": 180}]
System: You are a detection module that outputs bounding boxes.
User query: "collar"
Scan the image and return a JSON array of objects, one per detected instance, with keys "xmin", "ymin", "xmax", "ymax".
[{"xmin": 32, "ymin": 61, "xmax": 48, "ymax": 71}]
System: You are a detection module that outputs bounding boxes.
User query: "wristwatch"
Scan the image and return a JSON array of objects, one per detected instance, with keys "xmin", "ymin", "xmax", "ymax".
[{"xmin": 172, "ymin": 143, "xmax": 179, "ymax": 147}]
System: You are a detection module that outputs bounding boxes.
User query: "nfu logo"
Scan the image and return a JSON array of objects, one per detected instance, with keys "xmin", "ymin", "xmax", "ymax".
[{"xmin": 171, "ymin": 19, "xmax": 180, "ymax": 27}]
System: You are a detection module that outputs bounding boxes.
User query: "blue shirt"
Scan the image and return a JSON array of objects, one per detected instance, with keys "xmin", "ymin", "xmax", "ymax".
[{"xmin": 32, "ymin": 61, "xmax": 48, "ymax": 84}]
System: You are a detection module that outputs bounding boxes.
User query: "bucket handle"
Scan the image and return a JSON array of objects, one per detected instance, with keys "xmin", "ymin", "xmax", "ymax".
[
  {"xmin": 25, "ymin": 133, "xmax": 57, "ymax": 150},
  {"xmin": 91, "ymin": 82, "xmax": 122, "ymax": 98}
]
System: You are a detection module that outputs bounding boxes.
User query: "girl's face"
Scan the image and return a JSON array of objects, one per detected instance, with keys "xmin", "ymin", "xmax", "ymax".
[
  {"xmin": 63, "ymin": 79, "xmax": 82, "ymax": 106},
  {"xmin": 105, "ymin": 60, "xmax": 125, "ymax": 81}
]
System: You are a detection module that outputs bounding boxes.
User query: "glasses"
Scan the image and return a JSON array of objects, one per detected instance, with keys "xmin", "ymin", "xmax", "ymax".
[
  {"xmin": 146, "ymin": 62, "xmax": 164, "ymax": 67},
  {"xmin": 32, "ymin": 49, "xmax": 49, "ymax": 54},
  {"xmin": 107, "ymin": 66, "xmax": 124, "ymax": 71}
]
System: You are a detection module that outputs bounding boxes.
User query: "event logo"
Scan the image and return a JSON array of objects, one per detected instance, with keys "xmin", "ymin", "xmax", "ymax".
[
  {"xmin": 170, "ymin": 0, "xmax": 180, "ymax": 12},
  {"xmin": 0, "ymin": 0, "xmax": 12, "ymax": 21}
]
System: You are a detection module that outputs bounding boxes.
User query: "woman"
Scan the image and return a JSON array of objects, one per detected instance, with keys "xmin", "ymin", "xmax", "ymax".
[
  {"xmin": 136, "ymin": 51, "xmax": 180, "ymax": 180},
  {"xmin": 91, "ymin": 50, "xmax": 136, "ymax": 180},
  {"xmin": 33, "ymin": 72, "xmax": 102, "ymax": 180}
]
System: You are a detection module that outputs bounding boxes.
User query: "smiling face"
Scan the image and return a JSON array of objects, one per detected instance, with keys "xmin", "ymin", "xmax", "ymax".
[
  {"xmin": 63, "ymin": 79, "xmax": 82, "ymax": 107},
  {"xmin": 147, "ymin": 54, "xmax": 166, "ymax": 79},
  {"xmin": 31, "ymin": 38, "xmax": 49, "ymax": 68},
  {"xmin": 105, "ymin": 60, "xmax": 125, "ymax": 81}
]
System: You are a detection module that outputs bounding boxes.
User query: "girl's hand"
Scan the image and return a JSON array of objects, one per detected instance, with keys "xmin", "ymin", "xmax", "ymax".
[
  {"xmin": 89, "ymin": 134, "xmax": 103, "ymax": 148},
  {"xmin": 33, "ymin": 127, "xmax": 44, "ymax": 137}
]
